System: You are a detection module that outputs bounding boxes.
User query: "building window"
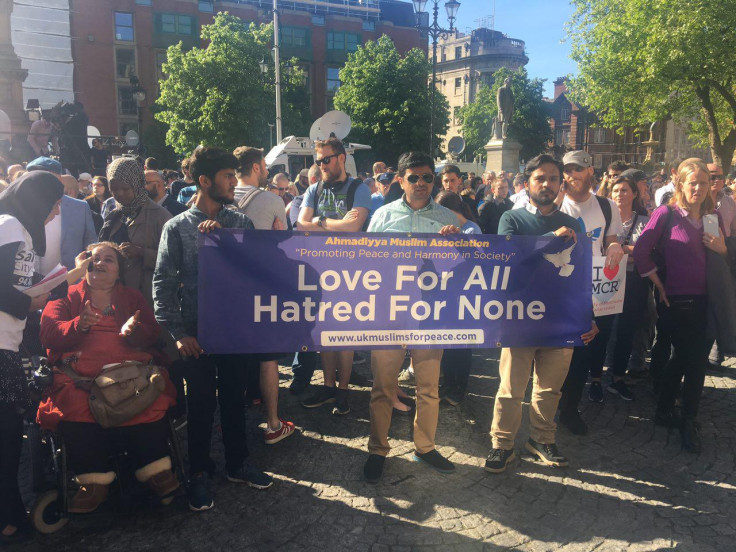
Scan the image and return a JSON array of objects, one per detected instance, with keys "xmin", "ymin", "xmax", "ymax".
[
  {"xmin": 455, "ymin": 46, "xmax": 462, "ymax": 59},
  {"xmin": 327, "ymin": 67, "xmax": 341, "ymax": 93},
  {"xmin": 593, "ymin": 154, "xmax": 603, "ymax": 169},
  {"xmin": 592, "ymin": 128, "xmax": 606, "ymax": 144},
  {"xmin": 555, "ymin": 129, "xmax": 570, "ymax": 146},
  {"xmin": 560, "ymin": 108, "xmax": 570, "ymax": 122},
  {"xmin": 453, "ymin": 106, "xmax": 460, "ymax": 124},
  {"xmin": 454, "ymin": 77, "xmax": 462, "ymax": 93},
  {"xmin": 114, "ymin": 12, "xmax": 134, "ymax": 42},
  {"xmin": 312, "ymin": 15, "xmax": 325, "ymax": 26},
  {"xmin": 298, "ymin": 64, "xmax": 310, "ymax": 90},
  {"xmin": 362, "ymin": 20, "xmax": 375, "ymax": 31},
  {"xmin": 158, "ymin": 13, "xmax": 195, "ymax": 35},
  {"xmin": 327, "ymin": 32, "xmax": 360, "ymax": 52},
  {"xmin": 117, "ymin": 85, "xmax": 138, "ymax": 116},
  {"xmin": 198, "ymin": 0, "xmax": 214, "ymax": 12},
  {"xmin": 115, "ymin": 48, "xmax": 136, "ymax": 79},
  {"xmin": 281, "ymin": 26, "xmax": 308, "ymax": 48},
  {"xmin": 441, "ymin": 48, "xmax": 446, "ymax": 62}
]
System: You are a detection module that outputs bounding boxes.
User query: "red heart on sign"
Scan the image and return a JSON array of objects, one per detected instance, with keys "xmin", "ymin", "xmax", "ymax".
[{"xmin": 603, "ymin": 264, "xmax": 619, "ymax": 280}]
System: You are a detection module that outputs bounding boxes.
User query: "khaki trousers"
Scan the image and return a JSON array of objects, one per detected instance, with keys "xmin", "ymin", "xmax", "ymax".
[
  {"xmin": 368, "ymin": 348, "xmax": 443, "ymax": 456},
  {"xmin": 491, "ymin": 347, "xmax": 573, "ymax": 449}
]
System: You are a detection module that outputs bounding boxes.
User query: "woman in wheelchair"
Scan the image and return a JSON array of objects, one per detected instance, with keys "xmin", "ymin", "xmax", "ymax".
[{"xmin": 37, "ymin": 242, "xmax": 179, "ymax": 514}]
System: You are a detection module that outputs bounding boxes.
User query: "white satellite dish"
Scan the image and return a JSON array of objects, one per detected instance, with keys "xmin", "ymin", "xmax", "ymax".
[
  {"xmin": 125, "ymin": 130, "xmax": 139, "ymax": 147},
  {"xmin": 87, "ymin": 125, "xmax": 101, "ymax": 148},
  {"xmin": 309, "ymin": 118, "xmax": 323, "ymax": 141},
  {"xmin": 316, "ymin": 110, "xmax": 352, "ymax": 140},
  {"xmin": 447, "ymin": 136, "xmax": 466, "ymax": 156}
]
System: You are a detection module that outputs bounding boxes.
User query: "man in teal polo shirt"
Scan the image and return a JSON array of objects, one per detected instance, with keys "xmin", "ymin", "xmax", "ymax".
[{"xmin": 363, "ymin": 151, "xmax": 460, "ymax": 483}]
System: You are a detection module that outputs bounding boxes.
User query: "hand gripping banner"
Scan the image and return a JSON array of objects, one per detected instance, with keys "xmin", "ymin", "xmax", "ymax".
[{"xmin": 198, "ymin": 230, "xmax": 592, "ymax": 353}]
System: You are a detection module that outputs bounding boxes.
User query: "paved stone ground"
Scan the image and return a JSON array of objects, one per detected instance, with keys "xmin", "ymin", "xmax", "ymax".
[{"xmin": 13, "ymin": 350, "xmax": 736, "ymax": 551}]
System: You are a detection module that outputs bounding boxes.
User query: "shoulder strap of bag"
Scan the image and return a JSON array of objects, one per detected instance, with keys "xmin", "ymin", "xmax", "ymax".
[
  {"xmin": 311, "ymin": 181, "xmax": 324, "ymax": 213},
  {"xmin": 624, "ymin": 213, "xmax": 639, "ymax": 246},
  {"xmin": 345, "ymin": 177, "xmax": 359, "ymax": 211},
  {"xmin": 237, "ymin": 186, "xmax": 263, "ymax": 212},
  {"xmin": 595, "ymin": 195, "xmax": 612, "ymax": 240}
]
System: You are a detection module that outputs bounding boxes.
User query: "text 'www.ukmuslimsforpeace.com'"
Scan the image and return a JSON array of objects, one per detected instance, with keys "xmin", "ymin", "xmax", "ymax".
[{"xmin": 321, "ymin": 330, "xmax": 485, "ymax": 347}]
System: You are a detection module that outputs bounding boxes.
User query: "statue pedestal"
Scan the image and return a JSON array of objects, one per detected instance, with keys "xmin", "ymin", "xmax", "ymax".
[{"xmin": 484, "ymin": 138, "xmax": 522, "ymax": 174}]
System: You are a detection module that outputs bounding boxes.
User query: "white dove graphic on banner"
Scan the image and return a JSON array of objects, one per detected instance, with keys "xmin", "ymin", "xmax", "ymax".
[{"xmin": 543, "ymin": 242, "xmax": 576, "ymax": 277}]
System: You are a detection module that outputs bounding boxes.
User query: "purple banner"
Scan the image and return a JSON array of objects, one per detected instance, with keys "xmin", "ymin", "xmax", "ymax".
[{"xmin": 198, "ymin": 230, "xmax": 592, "ymax": 353}]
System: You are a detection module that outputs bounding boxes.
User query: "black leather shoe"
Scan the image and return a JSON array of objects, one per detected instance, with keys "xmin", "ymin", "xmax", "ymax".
[
  {"xmin": 363, "ymin": 454, "xmax": 385, "ymax": 484},
  {"xmin": 654, "ymin": 410, "xmax": 682, "ymax": 429},
  {"xmin": 412, "ymin": 449, "xmax": 455, "ymax": 473},
  {"xmin": 525, "ymin": 439, "xmax": 569, "ymax": 467}
]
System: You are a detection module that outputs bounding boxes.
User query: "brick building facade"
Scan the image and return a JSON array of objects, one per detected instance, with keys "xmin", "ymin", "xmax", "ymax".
[{"xmin": 68, "ymin": 0, "xmax": 424, "ymax": 138}]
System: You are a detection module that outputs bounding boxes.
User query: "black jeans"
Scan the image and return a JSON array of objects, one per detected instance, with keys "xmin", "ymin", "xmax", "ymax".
[
  {"xmin": 441, "ymin": 348, "xmax": 472, "ymax": 394},
  {"xmin": 609, "ymin": 273, "xmax": 650, "ymax": 378},
  {"xmin": 59, "ymin": 419, "xmax": 170, "ymax": 475},
  {"xmin": 559, "ymin": 314, "xmax": 615, "ymax": 414},
  {"xmin": 656, "ymin": 296, "xmax": 709, "ymax": 421},
  {"xmin": 0, "ymin": 403, "xmax": 24, "ymax": 529},
  {"xmin": 180, "ymin": 354, "xmax": 249, "ymax": 475},
  {"xmin": 291, "ymin": 351, "xmax": 318, "ymax": 383}
]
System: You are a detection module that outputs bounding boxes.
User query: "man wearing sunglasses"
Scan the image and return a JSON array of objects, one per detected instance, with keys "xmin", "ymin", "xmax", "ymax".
[
  {"xmin": 363, "ymin": 151, "xmax": 460, "ymax": 484},
  {"xmin": 298, "ymin": 137, "xmax": 372, "ymax": 417}
]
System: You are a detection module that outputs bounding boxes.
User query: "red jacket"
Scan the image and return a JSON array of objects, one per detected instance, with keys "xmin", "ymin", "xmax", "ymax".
[{"xmin": 37, "ymin": 280, "xmax": 175, "ymax": 430}]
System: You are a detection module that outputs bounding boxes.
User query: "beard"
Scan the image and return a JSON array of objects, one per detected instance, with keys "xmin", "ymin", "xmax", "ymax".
[
  {"xmin": 146, "ymin": 189, "xmax": 156, "ymax": 199},
  {"xmin": 207, "ymin": 187, "xmax": 234, "ymax": 205},
  {"xmin": 530, "ymin": 190, "xmax": 556, "ymax": 206}
]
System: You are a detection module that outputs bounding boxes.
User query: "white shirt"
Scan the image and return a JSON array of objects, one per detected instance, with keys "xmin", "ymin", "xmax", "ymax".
[
  {"xmin": 654, "ymin": 182, "xmax": 675, "ymax": 207},
  {"xmin": 510, "ymin": 189, "xmax": 530, "ymax": 210},
  {"xmin": 560, "ymin": 192, "xmax": 623, "ymax": 255},
  {"xmin": 38, "ymin": 207, "xmax": 62, "ymax": 275},
  {"xmin": 0, "ymin": 216, "xmax": 35, "ymax": 351}
]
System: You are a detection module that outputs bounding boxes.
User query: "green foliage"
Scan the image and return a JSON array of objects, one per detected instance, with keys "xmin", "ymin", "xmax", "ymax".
[
  {"xmin": 333, "ymin": 35, "xmax": 449, "ymax": 164},
  {"xmin": 458, "ymin": 67, "xmax": 551, "ymax": 162},
  {"xmin": 155, "ymin": 13, "xmax": 310, "ymax": 157},
  {"xmin": 566, "ymin": 0, "xmax": 736, "ymax": 167}
]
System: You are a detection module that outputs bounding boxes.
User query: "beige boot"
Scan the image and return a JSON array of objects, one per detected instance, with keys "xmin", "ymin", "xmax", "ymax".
[{"xmin": 69, "ymin": 483, "xmax": 109, "ymax": 513}]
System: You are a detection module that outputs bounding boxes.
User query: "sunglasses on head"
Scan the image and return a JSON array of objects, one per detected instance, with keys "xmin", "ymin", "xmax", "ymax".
[
  {"xmin": 315, "ymin": 154, "xmax": 339, "ymax": 166},
  {"xmin": 405, "ymin": 173, "xmax": 435, "ymax": 184}
]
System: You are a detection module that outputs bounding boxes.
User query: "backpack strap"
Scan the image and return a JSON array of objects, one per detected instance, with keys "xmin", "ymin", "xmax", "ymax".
[
  {"xmin": 345, "ymin": 177, "xmax": 360, "ymax": 211},
  {"xmin": 311, "ymin": 181, "xmax": 324, "ymax": 213},
  {"xmin": 236, "ymin": 186, "xmax": 262, "ymax": 212},
  {"xmin": 595, "ymin": 195, "xmax": 612, "ymax": 243}
]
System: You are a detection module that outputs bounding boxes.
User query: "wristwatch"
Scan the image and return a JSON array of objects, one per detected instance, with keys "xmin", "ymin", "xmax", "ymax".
[{"xmin": 318, "ymin": 215, "xmax": 327, "ymax": 228}]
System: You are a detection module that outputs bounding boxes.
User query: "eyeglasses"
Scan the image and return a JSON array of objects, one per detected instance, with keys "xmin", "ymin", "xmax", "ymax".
[
  {"xmin": 405, "ymin": 173, "xmax": 435, "ymax": 184},
  {"xmin": 270, "ymin": 185, "xmax": 288, "ymax": 192},
  {"xmin": 315, "ymin": 154, "xmax": 339, "ymax": 166},
  {"xmin": 711, "ymin": 175, "xmax": 725, "ymax": 181}
]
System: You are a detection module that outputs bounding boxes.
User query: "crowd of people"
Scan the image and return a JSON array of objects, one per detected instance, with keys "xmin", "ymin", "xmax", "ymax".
[{"xmin": 0, "ymin": 142, "xmax": 734, "ymax": 542}]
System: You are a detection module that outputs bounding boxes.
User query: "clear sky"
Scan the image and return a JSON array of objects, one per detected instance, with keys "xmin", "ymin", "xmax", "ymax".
[{"xmin": 448, "ymin": 0, "xmax": 578, "ymax": 97}]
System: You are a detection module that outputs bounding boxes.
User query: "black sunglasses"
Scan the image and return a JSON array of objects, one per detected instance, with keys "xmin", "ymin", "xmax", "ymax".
[
  {"xmin": 315, "ymin": 154, "xmax": 340, "ymax": 166},
  {"xmin": 405, "ymin": 173, "xmax": 435, "ymax": 184}
]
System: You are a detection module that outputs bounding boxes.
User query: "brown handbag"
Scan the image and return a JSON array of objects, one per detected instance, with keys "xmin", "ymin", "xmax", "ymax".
[{"xmin": 61, "ymin": 360, "xmax": 166, "ymax": 428}]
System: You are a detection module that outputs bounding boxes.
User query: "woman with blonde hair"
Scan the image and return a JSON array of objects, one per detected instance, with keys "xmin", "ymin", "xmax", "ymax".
[{"xmin": 633, "ymin": 158, "xmax": 725, "ymax": 453}]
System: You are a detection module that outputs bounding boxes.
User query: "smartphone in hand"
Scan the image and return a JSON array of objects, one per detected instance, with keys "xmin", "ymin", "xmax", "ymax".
[{"xmin": 703, "ymin": 214, "xmax": 719, "ymax": 237}]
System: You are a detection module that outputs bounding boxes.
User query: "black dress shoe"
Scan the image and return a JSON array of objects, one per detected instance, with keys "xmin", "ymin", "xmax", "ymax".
[{"xmin": 654, "ymin": 410, "xmax": 682, "ymax": 428}]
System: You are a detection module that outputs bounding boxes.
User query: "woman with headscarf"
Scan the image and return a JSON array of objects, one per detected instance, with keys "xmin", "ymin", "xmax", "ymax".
[
  {"xmin": 0, "ymin": 171, "xmax": 63, "ymax": 542},
  {"xmin": 100, "ymin": 158, "xmax": 171, "ymax": 304}
]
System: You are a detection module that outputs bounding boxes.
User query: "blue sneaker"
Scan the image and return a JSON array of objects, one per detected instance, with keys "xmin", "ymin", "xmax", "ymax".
[
  {"xmin": 227, "ymin": 463, "xmax": 273, "ymax": 489},
  {"xmin": 187, "ymin": 472, "xmax": 214, "ymax": 512}
]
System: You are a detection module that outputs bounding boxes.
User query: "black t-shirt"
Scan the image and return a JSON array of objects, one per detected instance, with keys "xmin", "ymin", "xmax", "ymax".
[{"xmin": 170, "ymin": 179, "xmax": 188, "ymax": 200}]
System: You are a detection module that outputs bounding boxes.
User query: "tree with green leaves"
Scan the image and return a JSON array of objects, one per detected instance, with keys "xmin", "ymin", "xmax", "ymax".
[
  {"xmin": 567, "ymin": 0, "xmax": 736, "ymax": 170},
  {"xmin": 155, "ymin": 13, "xmax": 310, "ymax": 156},
  {"xmin": 333, "ymin": 35, "xmax": 449, "ymax": 164},
  {"xmin": 458, "ymin": 68, "xmax": 551, "ymax": 163}
]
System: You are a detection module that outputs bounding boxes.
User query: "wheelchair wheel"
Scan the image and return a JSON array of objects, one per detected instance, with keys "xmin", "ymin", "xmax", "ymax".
[{"xmin": 30, "ymin": 489, "xmax": 69, "ymax": 534}]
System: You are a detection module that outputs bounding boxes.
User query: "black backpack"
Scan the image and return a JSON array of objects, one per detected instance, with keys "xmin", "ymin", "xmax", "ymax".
[{"xmin": 311, "ymin": 178, "xmax": 371, "ymax": 230}]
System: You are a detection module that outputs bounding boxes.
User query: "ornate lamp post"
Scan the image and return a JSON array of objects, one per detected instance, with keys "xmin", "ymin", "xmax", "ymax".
[{"xmin": 412, "ymin": 0, "xmax": 460, "ymax": 157}]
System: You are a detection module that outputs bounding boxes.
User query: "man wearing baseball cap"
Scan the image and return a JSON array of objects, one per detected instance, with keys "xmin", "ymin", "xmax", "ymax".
[
  {"xmin": 557, "ymin": 150, "xmax": 624, "ymax": 435},
  {"xmin": 77, "ymin": 172, "xmax": 93, "ymax": 199}
]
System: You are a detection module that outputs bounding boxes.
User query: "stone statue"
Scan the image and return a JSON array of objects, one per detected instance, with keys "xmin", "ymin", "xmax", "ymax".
[{"xmin": 496, "ymin": 77, "xmax": 514, "ymax": 139}]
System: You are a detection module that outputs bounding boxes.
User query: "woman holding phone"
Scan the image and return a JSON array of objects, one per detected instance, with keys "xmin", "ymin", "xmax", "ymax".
[{"xmin": 633, "ymin": 158, "xmax": 726, "ymax": 453}]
